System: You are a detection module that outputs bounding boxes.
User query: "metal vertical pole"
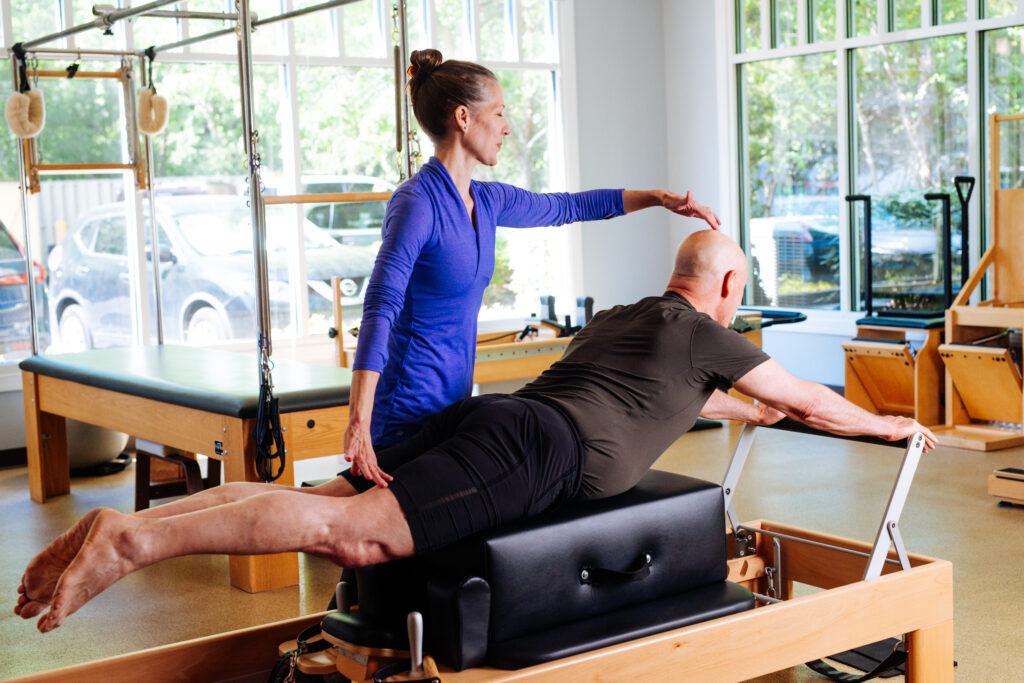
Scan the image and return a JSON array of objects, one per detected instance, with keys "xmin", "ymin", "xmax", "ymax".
[
  {"xmin": 11, "ymin": 54, "xmax": 40, "ymax": 355},
  {"xmin": 396, "ymin": 0, "xmax": 414, "ymax": 178},
  {"xmin": 236, "ymin": 0, "xmax": 273, "ymax": 363},
  {"xmin": 140, "ymin": 54, "xmax": 165, "ymax": 344}
]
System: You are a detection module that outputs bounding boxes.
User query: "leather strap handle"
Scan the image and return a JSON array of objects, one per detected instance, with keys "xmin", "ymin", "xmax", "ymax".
[{"xmin": 580, "ymin": 551, "xmax": 652, "ymax": 585}]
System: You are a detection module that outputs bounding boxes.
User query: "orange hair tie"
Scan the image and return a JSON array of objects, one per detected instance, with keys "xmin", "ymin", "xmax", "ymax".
[{"xmin": 407, "ymin": 65, "xmax": 415, "ymax": 78}]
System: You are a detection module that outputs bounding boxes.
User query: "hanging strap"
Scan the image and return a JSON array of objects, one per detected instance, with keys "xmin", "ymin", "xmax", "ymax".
[
  {"xmin": 13, "ymin": 43, "xmax": 29, "ymax": 93},
  {"xmin": 805, "ymin": 640, "xmax": 906, "ymax": 682},
  {"xmin": 144, "ymin": 46, "xmax": 158, "ymax": 94},
  {"xmin": 253, "ymin": 338, "xmax": 286, "ymax": 482}
]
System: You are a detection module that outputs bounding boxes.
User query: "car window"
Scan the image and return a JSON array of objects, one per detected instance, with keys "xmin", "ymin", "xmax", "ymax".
[
  {"xmin": 142, "ymin": 218, "xmax": 174, "ymax": 251},
  {"xmin": 0, "ymin": 224, "xmax": 21, "ymax": 260},
  {"xmin": 93, "ymin": 217, "xmax": 127, "ymax": 256},
  {"xmin": 173, "ymin": 205, "xmax": 339, "ymax": 255},
  {"xmin": 307, "ymin": 205, "xmax": 332, "ymax": 228}
]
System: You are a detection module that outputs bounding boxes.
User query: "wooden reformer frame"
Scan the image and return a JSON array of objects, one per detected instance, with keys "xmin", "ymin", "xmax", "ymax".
[
  {"xmin": 9, "ymin": 424, "xmax": 953, "ymax": 683},
  {"xmin": 934, "ymin": 113, "xmax": 1024, "ymax": 451}
]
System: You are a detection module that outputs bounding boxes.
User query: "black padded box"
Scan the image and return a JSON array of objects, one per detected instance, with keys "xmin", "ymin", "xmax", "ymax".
[{"xmin": 322, "ymin": 470, "xmax": 754, "ymax": 670}]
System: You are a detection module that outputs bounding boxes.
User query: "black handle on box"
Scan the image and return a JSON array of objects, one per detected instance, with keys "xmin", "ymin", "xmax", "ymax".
[{"xmin": 580, "ymin": 551, "xmax": 652, "ymax": 586}]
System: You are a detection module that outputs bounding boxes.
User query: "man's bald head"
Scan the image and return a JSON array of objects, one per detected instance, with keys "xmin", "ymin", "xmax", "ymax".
[{"xmin": 666, "ymin": 230, "xmax": 748, "ymax": 325}]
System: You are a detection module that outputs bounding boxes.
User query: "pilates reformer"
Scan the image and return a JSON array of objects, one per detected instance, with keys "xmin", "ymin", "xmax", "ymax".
[
  {"xmin": 298, "ymin": 420, "xmax": 948, "ymax": 683},
  {"xmin": 7, "ymin": 419, "xmax": 951, "ymax": 683}
]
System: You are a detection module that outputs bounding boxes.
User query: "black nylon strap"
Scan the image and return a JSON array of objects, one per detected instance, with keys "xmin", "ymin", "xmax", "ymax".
[
  {"xmin": 805, "ymin": 640, "xmax": 906, "ymax": 682},
  {"xmin": 254, "ymin": 380, "xmax": 286, "ymax": 482},
  {"xmin": 13, "ymin": 43, "xmax": 29, "ymax": 93}
]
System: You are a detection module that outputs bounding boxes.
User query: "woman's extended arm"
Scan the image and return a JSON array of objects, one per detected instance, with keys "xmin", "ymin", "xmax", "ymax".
[{"xmin": 623, "ymin": 189, "xmax": 721, "ymax": 230}]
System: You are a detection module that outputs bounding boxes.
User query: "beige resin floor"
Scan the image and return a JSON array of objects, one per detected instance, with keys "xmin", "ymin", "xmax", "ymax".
[{"xmin": 1, "ymin": 422, "xmax": 1020, "ymax": 681}]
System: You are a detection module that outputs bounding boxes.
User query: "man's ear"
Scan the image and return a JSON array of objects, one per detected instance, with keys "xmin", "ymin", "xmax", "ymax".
[
  {"xmin": 453, "ymin": 104, "xmax": 470, "ymax": 132},
  {"xmin": 721, "ymin": 269, "xmax": 738, "ymax": 299}
]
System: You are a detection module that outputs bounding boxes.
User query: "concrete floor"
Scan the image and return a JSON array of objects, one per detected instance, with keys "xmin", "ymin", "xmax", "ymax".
[{"xmin": 1, "ymin": 422, "xmax": 1021, "ymax": 681}]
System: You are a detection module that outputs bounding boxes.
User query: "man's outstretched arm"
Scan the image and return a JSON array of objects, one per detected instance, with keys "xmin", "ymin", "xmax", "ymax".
[
  {"xmin": 732, "ymin": 359, "xmax": 937, "ymax": 450},
  {"xmin": 700, "ymin": 389, "xmax": 785, "ymax": 425}
]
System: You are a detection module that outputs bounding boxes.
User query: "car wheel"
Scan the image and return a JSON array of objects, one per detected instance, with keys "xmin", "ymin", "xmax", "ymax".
[
  {"xmin": 185, "ymin": 307, "xmax": 230, "ymax": 346},
  {"xmin": 58, "ymin": 304, "xmax": 92, "ymax": 352}
]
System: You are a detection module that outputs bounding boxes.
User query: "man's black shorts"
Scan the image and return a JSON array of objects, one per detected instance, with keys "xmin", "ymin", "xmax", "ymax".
[{"xmin": 342, "ymin": 394, "xmax": 583, "ymax": 553}]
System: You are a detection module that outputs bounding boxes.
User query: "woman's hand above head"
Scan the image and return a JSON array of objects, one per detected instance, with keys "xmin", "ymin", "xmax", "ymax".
[
  {"xmin": 660, "ymin": 190, "xmax": 721, "ymax": 230},
  {"xmin": 622, "ymin": 189, "xmax": 721, "ymax": 231}
]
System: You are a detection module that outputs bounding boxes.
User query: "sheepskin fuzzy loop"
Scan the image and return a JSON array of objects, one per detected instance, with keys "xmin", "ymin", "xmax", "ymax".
[
  {"xmin": 138, "ymin": 87, "xmax": 168, "ymax": 135},
  {"xmin": 5, "ymin": 89, "xmax": 45, "ymax": 138}
]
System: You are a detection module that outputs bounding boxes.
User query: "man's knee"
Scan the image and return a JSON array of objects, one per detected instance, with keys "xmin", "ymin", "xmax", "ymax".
[{"xmin": 320, "ymin": 488, "xmax": 415, "ymax": 566}]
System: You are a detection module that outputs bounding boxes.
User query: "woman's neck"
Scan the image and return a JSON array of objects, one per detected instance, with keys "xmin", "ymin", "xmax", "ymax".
[{"xmin": 433, "ymin": 142, "xmax": 477, "ymax": 198}]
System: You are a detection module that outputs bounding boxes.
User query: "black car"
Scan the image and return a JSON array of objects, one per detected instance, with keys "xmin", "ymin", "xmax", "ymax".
[
  {"xmin": 0, "ymin": 218, "xmax": 48, "ymax": 358},
  {"xmin": 47, "ymin": 196, "xmax": 376, "ymax": 350}
]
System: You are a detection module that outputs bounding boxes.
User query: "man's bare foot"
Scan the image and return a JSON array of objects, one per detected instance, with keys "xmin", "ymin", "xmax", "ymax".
[
  {"xmin": 36, "ymin": 509, "xmax": 145, "ymax": 633},
  {"xmin": 16, "ymin": 508, "xmax": 103, "ymax": 619}
]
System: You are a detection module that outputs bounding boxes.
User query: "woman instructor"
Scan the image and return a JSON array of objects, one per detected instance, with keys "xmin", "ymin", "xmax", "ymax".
[{"xmin": 344, "ymin": 49, "xmax": 721, "ymax": 486}]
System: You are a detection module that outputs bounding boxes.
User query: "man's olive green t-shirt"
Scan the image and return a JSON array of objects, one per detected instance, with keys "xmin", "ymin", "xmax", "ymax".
[{"xmin": 514, "ymin": 291, "xmax": 769, "ymax": 500}]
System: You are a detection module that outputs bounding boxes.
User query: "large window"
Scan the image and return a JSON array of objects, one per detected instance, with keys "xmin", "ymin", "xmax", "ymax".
[
  {"xmin": 0, "ymin": 0, "xmax": 567, "ymax": 362},
  {"xmin": 731, "ymin": 1, "xmax": 1024, "ymax": 314}
]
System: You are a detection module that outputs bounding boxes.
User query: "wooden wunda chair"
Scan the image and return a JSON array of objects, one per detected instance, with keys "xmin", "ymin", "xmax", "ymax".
[{"xmin": 935, "ymin": 113, "xmax": 1024, "ymax": 452}]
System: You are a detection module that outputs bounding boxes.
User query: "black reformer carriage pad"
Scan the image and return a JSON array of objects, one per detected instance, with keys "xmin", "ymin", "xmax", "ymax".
[{"xmin": 323, "ymin": 469, "xmax": 754, "ymax": 670}]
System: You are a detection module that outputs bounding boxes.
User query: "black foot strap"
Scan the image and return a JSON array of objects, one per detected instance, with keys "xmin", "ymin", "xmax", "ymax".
[{"xmin": 805, "ymin": 639, "xmax": 906, "ymax": 682}]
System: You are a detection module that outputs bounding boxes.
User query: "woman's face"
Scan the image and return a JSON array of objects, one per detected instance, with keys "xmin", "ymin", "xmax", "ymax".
[{"xmin": 463, "ymin": 79, "xmax": 511, "ymax": 166}]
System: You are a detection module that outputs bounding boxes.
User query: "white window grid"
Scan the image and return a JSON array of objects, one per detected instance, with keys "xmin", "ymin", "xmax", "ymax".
[
  {"xmin": 0, "ymin": 0, "xmax": 573, "ymax": 351},
  {"xmin": 721, "ymin": 0, "xmax": 1024, "ymax": 312}
]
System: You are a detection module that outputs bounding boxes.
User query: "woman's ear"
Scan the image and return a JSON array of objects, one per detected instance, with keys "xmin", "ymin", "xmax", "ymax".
[{"xmin": 453, "ymin": 104, "xmax": 470, "ymax": 133}]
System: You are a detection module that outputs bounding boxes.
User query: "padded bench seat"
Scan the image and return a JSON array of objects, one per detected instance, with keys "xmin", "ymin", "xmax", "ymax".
[
  {"xmin": 856, "ymin": 315, "xmax": 945, "ymax": 330},
  {"xmin": 323, "ymin": 469, "xmax": 754, "ymax": 671},
  {"xmin": 19, "ymin": 344, "xmax": 352, "ymax": 417}
]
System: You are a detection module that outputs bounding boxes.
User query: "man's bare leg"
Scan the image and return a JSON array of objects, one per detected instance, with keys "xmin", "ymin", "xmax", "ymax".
[
  {"xmin": 134, "ymin": 474, "xmax": 359, "ymax": 519},
  {"xmin": 31, "ymin": 485, "xmax": 412, "ymax": 633},
  {"xmin": 15, "ymin": 476, "xmax": 360, "ymax": 618}
]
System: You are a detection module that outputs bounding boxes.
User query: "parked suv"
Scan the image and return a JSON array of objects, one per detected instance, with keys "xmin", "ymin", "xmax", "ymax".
[
  {"xmin": 0, "ymin": 219, "xmax": 49, "ymax": 357},
  {"xmin": 47, "ymin": 196, "xmax": 375, "ymax": 350}
]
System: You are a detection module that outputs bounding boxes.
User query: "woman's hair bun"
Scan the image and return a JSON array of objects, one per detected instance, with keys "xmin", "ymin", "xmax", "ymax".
[{"xmin": 408, "ymin": 49, "xmax": 443, "ymax": 80}]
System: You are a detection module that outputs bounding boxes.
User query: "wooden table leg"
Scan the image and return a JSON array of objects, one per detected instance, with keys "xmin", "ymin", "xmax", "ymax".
[
  {"xmin": 224, "ymin": 418, "xmax": 300, "ymax": 593},
  {"xmin": 905, "ymin": 619, "xmax": 954, "ymax": 682},
  {"xmin": 22, "ymin": 372, "xmax": 70, "ymax": 503}
]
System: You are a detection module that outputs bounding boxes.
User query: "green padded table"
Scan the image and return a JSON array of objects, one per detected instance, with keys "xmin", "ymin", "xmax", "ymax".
[{"xmin": 20, "ymin": 344, "xmax": 352, "ymax": 593}]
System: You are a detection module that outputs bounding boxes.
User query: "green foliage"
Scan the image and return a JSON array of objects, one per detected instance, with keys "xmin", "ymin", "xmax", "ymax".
[
  {"xmin": 483, "ymin": 234, "xmax": 516, "ymax": 308},
  {"xmin": 742, "ymin": 52, "xmax": 838, "ymax": 218}
]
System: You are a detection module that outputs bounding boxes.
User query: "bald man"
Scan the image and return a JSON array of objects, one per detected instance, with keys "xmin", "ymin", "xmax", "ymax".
[{"xmin": 16, "ymin": 231, "xmax": 935, "ymax": 633}]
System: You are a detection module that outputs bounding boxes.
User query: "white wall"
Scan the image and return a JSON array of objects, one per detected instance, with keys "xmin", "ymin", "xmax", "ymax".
[
  {"xmin": 663, "ymin": 0, "xmax": 725, "ymax": 246},
  {"xmin": 572, "ymin": 0, "xmax": 673, "ymax": 308}
]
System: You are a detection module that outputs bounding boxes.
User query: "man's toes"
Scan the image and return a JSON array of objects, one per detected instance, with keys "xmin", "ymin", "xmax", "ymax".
[
  {"xmin": 38, "ymin": 604, "xmax": 64, "ymax": 633},
  {"xmin": 17, "ymin": 600, "xmax": 46, "ymax": 619}
]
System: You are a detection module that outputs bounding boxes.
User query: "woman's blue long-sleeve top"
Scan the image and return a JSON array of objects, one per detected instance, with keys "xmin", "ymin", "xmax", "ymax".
[{"xmin": 354, "ymin": 157, "xmax": 625, "ymax": 447}]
